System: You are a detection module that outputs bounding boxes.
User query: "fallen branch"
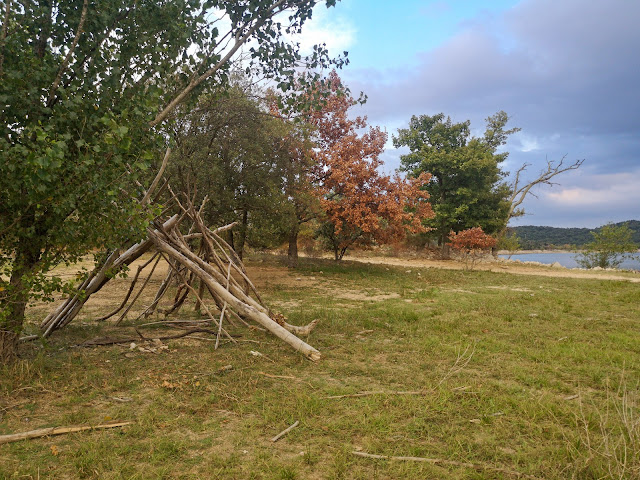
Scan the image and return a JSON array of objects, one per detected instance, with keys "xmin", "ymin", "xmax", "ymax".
[
  {"xmin": 0, "ymin": 422, "xmax": 132, "ymax": 445},
  {"xmin": 271, "ymin": 420, "xmax": 299, "ymax": 442},
  {"xmin": 351, "ymin": 451, "xmax": 543, "ymax": 479},
  {"xmin": 326, "ymin": 390, "xmax": 423, "ymax": 399},
  {"xmin": 76, "ymin": 328, "xmax": 220, "ymax": 347}
]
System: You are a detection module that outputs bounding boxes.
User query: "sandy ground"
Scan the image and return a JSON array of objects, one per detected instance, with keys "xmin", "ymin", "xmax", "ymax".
[{"xmin": 338, "ymin": 253, "xmax": 640, "ymax": 283}]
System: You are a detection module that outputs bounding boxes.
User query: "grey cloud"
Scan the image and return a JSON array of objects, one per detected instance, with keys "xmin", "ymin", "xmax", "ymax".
[{"xmin": 342, "ymin": 0, "xmax": 640, "ymax": 226}]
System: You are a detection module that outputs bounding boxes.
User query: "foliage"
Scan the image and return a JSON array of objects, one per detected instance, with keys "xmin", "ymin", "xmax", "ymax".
[
  {"xmin": 497, "ymin": 231, "xmax": 521, "ymax": 258},
  {"xmin": 168, "ymin": 83, "xmax": 296, "ymax": 257},
  {"xmin": 0, "ymin": 0, "xmax": 345, "ymax": 360},
  {"xmin": 307, "ymin": 72, "xmax": 434, "ymax": 260},
  {"xmin": 510, "ymin": 221, "xmax": 640, "ymax": 250},
  {"xmin": 448, "ymin": 227, "xmax": 497, "ymax": 270},
  {"xmin": 393, "ymin": 111, "xmax": 519, "ymax": 246},
  {"xmin": 575, "ymin": 223, "xmax": 639, "ymax": 269}
]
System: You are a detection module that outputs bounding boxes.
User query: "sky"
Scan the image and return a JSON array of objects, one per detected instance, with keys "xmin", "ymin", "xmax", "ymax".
[{"xmin": 292, "ymin": 0, "xmax": 640, "ymax": 228}]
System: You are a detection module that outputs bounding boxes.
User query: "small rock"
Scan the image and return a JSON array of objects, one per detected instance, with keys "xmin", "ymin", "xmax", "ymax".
[{"xmin": 551, "ymin": 261, "xmax": 563, "ymax": 268}]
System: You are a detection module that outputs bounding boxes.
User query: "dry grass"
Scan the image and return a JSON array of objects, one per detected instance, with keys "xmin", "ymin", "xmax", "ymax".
[{"xmin": 1, "ymin": 253, "xmax": 639, "ymax": 479}]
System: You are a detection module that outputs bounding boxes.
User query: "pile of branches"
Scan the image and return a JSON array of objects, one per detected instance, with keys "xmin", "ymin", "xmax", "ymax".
[{"xmin": 40, "ymin": 196, "xmax": 320, "ymax": 361}]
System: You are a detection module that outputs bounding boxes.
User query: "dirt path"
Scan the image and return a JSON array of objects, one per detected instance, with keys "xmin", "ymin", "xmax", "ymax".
[{"xmin": 339, "ymin": 254, "xmax": 640, "ymax": 283}]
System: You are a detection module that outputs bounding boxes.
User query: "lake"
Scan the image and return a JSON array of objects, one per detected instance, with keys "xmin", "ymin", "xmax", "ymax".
[{"xmin": 499, "ymin": 252, "xmax": 640, "ymax": 271}]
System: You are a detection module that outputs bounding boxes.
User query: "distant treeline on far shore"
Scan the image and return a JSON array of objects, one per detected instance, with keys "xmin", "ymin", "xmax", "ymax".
[{"xmin": 509, "ymin": 220, "xmax": 640, "ymax": 250}]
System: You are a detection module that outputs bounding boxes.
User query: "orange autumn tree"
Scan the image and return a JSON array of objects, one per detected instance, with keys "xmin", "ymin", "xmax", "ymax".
[
  {"xmin": 448, "ymin": 227, "xmax": 497, "ymax": 270},
  {"xmin": 308, "ymin": 72, "xmax": 434, "ymax": 260}
]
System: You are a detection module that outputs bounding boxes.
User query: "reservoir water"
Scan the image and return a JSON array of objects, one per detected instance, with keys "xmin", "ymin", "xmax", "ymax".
[{"xmin": 499, "ymin": 252, "xmax": 640, "ymax": 271}]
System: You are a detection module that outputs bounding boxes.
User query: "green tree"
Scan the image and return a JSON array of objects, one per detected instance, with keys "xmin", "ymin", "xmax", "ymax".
[
  {"xmin": 497, "ymin": 231, "xmax": 521, "ymax": 259},
  {"xmin": 393, "ymin": 111, "xmax": 519, "ymax": 248},
  {"xmin": 168, "ymin": 84, "xmax": 294, "ymax": 258},
  {"xmin": 0, "ymin": 0, "xmax": 344, "ymax": 361},
  {"xmin": 576, "ymin": 223, "xmax": 639, "ymax": 269}
]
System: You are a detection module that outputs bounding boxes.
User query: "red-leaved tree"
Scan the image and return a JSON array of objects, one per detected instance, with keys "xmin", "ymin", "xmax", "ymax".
[
  {"xmin": 448, "ymin": 227, "xmax": 497, "ymax": 270},
  {"xmin": 309, "ymin": 72, "xmax": 433, "ymax": 260}
]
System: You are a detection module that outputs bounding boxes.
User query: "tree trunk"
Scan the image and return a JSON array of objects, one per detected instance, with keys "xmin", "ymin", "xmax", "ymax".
[
  {"xmin": 0, "ymin": 238, "xmax": 41, "ymax": 363},
  {"xmin": 236, "ymin": 208, "xmax": 248, "ymax": 261},
  {"xmin": 287, "ymin": 224, "xmax": 299, "ymax": 268}
]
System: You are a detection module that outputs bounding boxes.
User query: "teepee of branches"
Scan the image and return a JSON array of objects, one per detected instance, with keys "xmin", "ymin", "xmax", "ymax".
[{"xmin": 40, "ymin": 192, "xmax": 321, "ymax": 361}]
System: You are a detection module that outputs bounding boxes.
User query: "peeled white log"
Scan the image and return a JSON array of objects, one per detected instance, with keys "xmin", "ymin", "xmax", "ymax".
[
  {"xmin": 41, "ymin": 215, "xmax": 179, "ymax": 335},
  {"xmin": 149, "ymin": 230, "xmax": 321, "ymax": 361}
]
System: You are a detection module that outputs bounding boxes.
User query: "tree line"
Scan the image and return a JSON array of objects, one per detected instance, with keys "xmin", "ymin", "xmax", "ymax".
[{"xmin": 510, "ymin": 221, "xmax": 640, "ymax": 250}]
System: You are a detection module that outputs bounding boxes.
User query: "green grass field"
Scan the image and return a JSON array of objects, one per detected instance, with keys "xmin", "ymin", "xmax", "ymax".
[{"xmin": 1, "ymin": 256, "xmax": 639, "ymax": 479}]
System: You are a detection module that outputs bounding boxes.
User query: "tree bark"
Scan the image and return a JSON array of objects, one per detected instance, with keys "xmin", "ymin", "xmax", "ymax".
[
  {"xmin": 0, "ymin": 238, "xmax": 42, "ymax": 362},
  {"xmin": 287, "ymin": 224, "xmax": 299, "ymax": 268}
]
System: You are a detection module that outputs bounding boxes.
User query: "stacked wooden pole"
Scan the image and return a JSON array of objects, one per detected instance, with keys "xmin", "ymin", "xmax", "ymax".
[{"xmin": 40, "ymin": 201, "xmax": 320, "ymax": 361}]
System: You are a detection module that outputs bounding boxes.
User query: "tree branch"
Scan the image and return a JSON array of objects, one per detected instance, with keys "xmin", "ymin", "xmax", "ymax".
[
  {"xmin": 149, "ymin": 0, "xmax": 290, "ymax": 127},
  {"xmin": 47, "ymin": 0, "xmax": 88, "ymax": 106},
  {"xmin": 0, "ymin": 0, "xmax": 11, "ymax": 78}
]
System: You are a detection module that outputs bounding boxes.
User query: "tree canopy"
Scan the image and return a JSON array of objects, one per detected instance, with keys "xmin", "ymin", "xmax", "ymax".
[{"xmin": 393, "ymin": 112, "xmax": 519, "ymax": 247}]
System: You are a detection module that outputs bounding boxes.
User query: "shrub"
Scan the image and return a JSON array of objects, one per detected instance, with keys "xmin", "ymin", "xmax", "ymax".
[{"xmin": 449, "ymin": 227, "xmax": 497, "ymax": 270}]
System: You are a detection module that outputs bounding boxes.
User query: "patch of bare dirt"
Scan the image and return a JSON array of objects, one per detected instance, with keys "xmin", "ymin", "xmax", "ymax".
[{"xmin": 340, "ymin": 254, "xmax": 640, "ymax": 283}]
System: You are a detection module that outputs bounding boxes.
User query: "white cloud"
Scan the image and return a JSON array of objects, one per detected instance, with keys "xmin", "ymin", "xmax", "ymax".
[
  {"xmin": 285, "ymin": 7, "xmax": 356, "ymax": 57},
  {"xmin": 545, "ymin": 172, "xmax": 640, "ymax": 207}
]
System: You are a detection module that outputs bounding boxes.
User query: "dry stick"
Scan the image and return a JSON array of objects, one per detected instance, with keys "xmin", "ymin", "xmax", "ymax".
[
  {"xmin": 98, "ymin": 252, "xmax": 160, "ymax": 321},
  {"xmin": 351, "ymin": 451, "xmax": 543, "ymax": 480},
  {"xmin": 166, "ymin": 254, "xmax": 236, "ymax": 344},
  {"xmin": 326, "ymin": 391, "xmax": 423, "ymax": 400},
  {"xmin": 41, "ymin": 215, "xmax": 180, "ymax": 335},
  {"xmin": 215, "ymin": 262, "xmax": 232, "ymax": 350},
  {"xmin": 0, "ymin": 422, "xmax": 132, "ymax": 445},
  {"xmin": 178, "ymin": 216, "xmax": 245, "ymax": 301},
  {"xmin": 207, "ymin": 227, "xmax": 262, "ymax": 303},
  {"xmin": 47, "ymin": 0, "xmax": 88, "ymax": 105},
  {"xmin": 77, "ymin": 328, "xmax": 220, "ymax": 347},
  {"xmin": 270, "ymin": 421, "xmax": 299, "ymax": 442},
  {"xmin": 140, "ymin": 267, "xmax": 173, "ymax": 318},
  {"xmin": 140, "ymin": 147, "xmax": 171, "ymax": 206},
  {"xmin": 114, "ymin": 254, "xmax": 162, "ymax": 325},
  {"xmin": 149, "ymin": 231, "xmax": 321, "ymax": 361},
  {"xmin": 137, "ymin": 319, "xmax": 212, "ymax": 328}
]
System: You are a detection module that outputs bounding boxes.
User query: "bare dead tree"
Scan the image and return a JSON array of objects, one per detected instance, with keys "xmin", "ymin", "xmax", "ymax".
[{"xmin": 504, "ymin": 155, "xmax": 584, "ymax": 231}]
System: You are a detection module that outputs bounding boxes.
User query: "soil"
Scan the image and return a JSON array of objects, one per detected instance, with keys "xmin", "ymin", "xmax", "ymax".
[{"xmin": 339, "ymin": 253, "xmax": 640, "ymax": 283}]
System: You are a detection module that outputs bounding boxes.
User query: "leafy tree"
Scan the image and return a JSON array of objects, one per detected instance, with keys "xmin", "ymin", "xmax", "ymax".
[
  {"xmin": 448, "ymin": 227, "xmax": 497, "ymax": 270},
  {"xmin": 168, "ymin": 84, "xmax": 294, "ymax": 259},
  {"xmin": 0, "ymin": 0, "xmax": 344, "ymax": 361},
  {"xmin": 575, "ymin": 223, "xmax": 638, "ymax": 269},
  {"xmin": 497, "ymin": 231, "xmax": 521, "ymax": 259},
  {"xmin": 302, "ymin": 72, "xmax": 433, "ymax": 261},
  {"xmin": 393, "ymin": 112, "xmax": 519, "ymax": 248}
]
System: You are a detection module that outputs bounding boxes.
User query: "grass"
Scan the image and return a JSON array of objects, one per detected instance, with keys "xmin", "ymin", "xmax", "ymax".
[{"xmin": 1, "ymin": 255, "xmax": 639, "ymax": 479}]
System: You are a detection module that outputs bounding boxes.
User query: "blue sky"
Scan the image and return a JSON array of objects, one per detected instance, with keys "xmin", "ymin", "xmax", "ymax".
[{"xmin": 295, "ymin": 0, "xmax": 640, "ymax": 228}]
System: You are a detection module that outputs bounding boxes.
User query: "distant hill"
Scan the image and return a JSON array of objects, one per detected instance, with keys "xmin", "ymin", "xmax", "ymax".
[{"xmin": 510, "ymin": 220, "xmax": 640, "ymax": 250}]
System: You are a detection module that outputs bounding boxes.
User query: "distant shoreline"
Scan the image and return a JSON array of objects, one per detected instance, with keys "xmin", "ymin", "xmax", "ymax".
[
  {"xmin": 498, "ymin": 249, "xmax": 640, "ymax": 255},
  {"xmin": 497, "ymin": 249, "xmax": 570, "ymax": 255}
]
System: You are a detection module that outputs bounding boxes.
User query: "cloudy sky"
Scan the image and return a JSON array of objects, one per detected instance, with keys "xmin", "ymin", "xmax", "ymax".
[{"xmin": 296, "ymin": 0, "xmax": 640, "ymax": 228}]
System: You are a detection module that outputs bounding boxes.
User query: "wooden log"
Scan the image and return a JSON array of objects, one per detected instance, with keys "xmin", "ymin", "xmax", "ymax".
[
  {"xmin": 0, "ymin": 422, "xmax": 132, "ymax": 445},
  {"xmin": 41, "ymin": 216, "xmax": 179, "ymax": 335},
  {"xmin": 149, "ymin": 230, "xmax": 321, "ymax": 361}
]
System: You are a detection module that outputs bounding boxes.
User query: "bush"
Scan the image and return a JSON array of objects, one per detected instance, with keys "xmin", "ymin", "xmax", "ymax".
[
  {"xmin": 448, "ymin": 227, "xmax": 497, "ymax": 270},
  {"xmin": 576, "ymin": 223, "xmax": 638, "ymax": 269}
]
